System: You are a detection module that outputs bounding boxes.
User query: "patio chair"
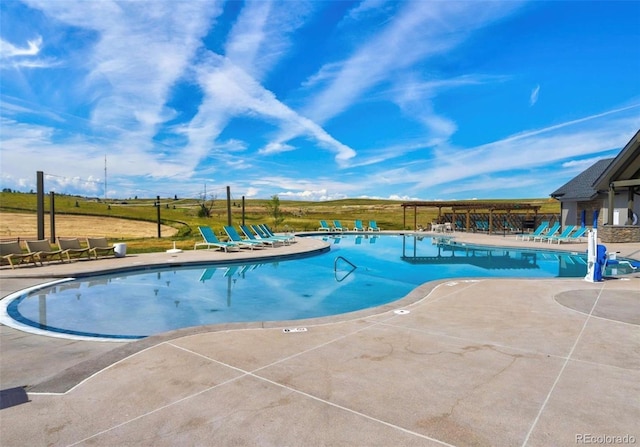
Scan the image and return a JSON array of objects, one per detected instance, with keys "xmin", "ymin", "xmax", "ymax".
[
  {"xmin": 254, "ymin": 224, "xmax": 294, "ymax": 244},
  {"xmin": 223, "ymin": 226, "xmax": 265, "ymax": 250},
  {"xmin": 195, "ymin": 226, "xmax": 240, "ymax": 252},
  {"xmin": 318, "ymin": 220, "xmax": 331, "ymax": 231},
  {"xmin": 475, "ymin": 221, "xmax": 489, "ymax": 232},
  {"xmin": 516, "ymin": 221, "xmax": 548, "ymax": 241},
  {"xmin": 58, "ymin": 238, "xmax": 92, "ymax": 261},
  {"xmin": 368, "ymin": 220, "xmax": 381, "ymax": 231},
  {"xmin": 240, "ymin": 225, "xmax": 282, "ymax": 246},
  {"xmin": 352, "ymin": 220, "xmax": 365, "ymax": 231},
  {"xmin": 86, "ymin": 237, "xmax": 116, "ymax": 258},
  {"xmin": 532, "ymin": 223, "xmax": 560, "ymax": 242},
  {"xmin": 548, "ymin": 226, "xmax": 587, "ymax": 244},
  {"xmin": 332, "ymin": 220, "xmax": 345, "ymax": 231},
  {"xmin": 538, "ymin": 225, "xmax": 574, "ymax": 243},
  {"xmin": 0, "ymin": 241, "xmax": 41, "ymax": 269},
  {"xmin": 25, "ymin": 239, "xmax": 65, "ymax": 264}
]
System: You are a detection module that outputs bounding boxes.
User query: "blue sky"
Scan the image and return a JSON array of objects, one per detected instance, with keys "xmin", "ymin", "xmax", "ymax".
[{"xmin": 1, "ymin": 0, "xmax": 639, "ymax": 202}]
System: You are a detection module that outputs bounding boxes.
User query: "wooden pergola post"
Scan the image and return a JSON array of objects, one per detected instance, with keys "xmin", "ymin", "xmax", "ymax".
[
  {"xmin": 403, "ymin": 206, "xmax": 406, "ymax": 229},
  {"xmin": 489, "ymin": 209, "xmax": 493, "ymax": 235}
]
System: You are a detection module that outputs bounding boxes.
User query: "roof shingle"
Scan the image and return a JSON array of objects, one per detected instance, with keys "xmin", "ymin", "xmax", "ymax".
[{"xmin": 550, "ymin": 158, "xmax": 613, "ymax": 201}]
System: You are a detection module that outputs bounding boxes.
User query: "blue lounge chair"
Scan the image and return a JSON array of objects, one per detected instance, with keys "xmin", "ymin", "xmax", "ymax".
[
  {"xmin": 475, "ymin": 221, "xmax": 489, "ymax": 232},
  {"xmin": 318, "ymin": 220, "xmax": 331, "ymax": 231},
  {"xmin": 223, "ymin": 226, "xmax": 265, "ymax": 249},
  {"xmin": 195, "ymin": 226, "xmax": 240, "ymax": 252},
  {"xmin": 533, "ymin": 222, "xmax": 560, "ymax": 242},
  {"xmin": 548, "ymin": 226, "xmax": 587, "ymax": 244},
  {"xmin": 254, "ymin": 224, "xmax": 294, "ymax": 244},
  {"xmin": 353, "ymin": 220, "xmax": 365, "ymax": 231},
  {"xmin": 332, "ymin": 220, "xmax": 345, "ymax": 231},
  {"xmin": 516, "ymin": 221, "xmax": 548, "ymax": 241},
  {"xmin": 368, "ymin": 220, "xmax": 381, "ymax": 231},
  {"xmin": 240, "ymin": 225, "xmax": 282, "ymax": 246},
  {"xmin": 539, "ymin": 225, "xmax": 574, "ymax": 243}
]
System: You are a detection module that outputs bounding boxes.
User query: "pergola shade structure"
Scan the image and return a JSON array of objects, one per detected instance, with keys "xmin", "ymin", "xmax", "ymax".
[{"xmin": 401, "ymin": 201, "xmax": 542, "ymax": 234}]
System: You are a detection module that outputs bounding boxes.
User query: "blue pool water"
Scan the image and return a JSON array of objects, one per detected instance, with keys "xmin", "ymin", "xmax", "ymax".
[{"xmin": 4, "ymin": 234, "xmax": 620, "ymax": 340}]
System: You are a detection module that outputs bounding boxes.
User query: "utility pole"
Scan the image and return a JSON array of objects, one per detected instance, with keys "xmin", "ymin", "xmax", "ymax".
[
  {"xmin": 156, "ymin": 195, "xmax": 161, "ymax": 238},
  {"xmin": 50, "ymin": 192, "xmax": 56, "ymax": 242},
  {"xmin": 37, "ymin": 171, "xmax": 44, "ymax": 240},
  {"xmin": 226, "ymin": 186, "xmax": 232, "ymax": 226},
  {"xmin": 104, "ymin": 155, "xmax": 107, "ymax": 201}
]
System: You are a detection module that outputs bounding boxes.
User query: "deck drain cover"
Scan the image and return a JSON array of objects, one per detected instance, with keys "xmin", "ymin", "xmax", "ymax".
[
  {"xmin": 283, "ymin": 327, "xmax": 307, "ymax": 333},
  {"xmin": 394, "ymin": 309, "xmax": 410, "ymax": 315}
]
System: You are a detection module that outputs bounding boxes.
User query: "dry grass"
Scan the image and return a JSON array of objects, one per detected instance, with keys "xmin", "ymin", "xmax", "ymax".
[{"xmin": 0, "ymin": 212, "xmax": 178, "ymax": 240}]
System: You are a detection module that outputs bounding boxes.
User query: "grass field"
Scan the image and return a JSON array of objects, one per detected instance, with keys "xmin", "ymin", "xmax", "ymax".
[{"xmin": 0, "ymin": 192, "xmax": 560, "ymax": 253}]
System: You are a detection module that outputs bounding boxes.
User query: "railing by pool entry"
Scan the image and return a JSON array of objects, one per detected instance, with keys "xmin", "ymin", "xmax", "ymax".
[{"xmin": 334, "ymin": 256, "xmax": 357, "ymax": 282}]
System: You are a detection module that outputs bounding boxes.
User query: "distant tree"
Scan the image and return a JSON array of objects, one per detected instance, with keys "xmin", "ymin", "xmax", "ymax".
[
  {"xmin": 197, "ymin": 192, "xmax": 216, "ymax": 218},
  {"xmin": 265, "ymin": 195, "xmax": 285, "ymax": 230}
]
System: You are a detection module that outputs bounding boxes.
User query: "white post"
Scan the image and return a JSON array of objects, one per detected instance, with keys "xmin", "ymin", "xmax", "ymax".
[{"xmin": 584, "ymin": 229, "xmax": 597, "ymax": 282}]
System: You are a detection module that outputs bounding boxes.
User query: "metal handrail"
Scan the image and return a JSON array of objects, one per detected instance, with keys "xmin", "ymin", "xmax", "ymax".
[{"xmin": 334, "ymin": 256, "xmax": 357, "ymax": 282}]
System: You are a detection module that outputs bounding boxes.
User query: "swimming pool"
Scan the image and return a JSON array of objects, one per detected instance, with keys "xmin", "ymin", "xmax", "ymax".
[{"xmin": 2, "ymin": 234, "xmax": 625, "ymax": 340}]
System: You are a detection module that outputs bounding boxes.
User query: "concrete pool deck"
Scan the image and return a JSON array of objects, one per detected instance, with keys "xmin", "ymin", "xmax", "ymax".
[{"xmin": 1, "ymin": 232, "xmax": 638, "ymax": 446}]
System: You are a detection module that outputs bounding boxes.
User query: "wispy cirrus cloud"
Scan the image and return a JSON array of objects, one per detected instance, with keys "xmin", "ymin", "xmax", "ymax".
[
  {"xmin": 530, "ymin": 84, "xmax": 540, "ymax": 106},
  {"xmin": 266, "ymin": 0, "xmax": 526, "ymax": 162},
  {"xmin": 0, "ymin": 36, "xmax": 42, "ymax": 57},
  {"xmin": 0, "ymin": 36, "xmax": 59, "ymax": 69},
  {"xmin": 365, "ymin": 104, "xmax": 640, "ymax": 196},
  {"xmin": 2, "ymin": 1, "xmax": 638, "ymax": 201},
  {"xmin": 184, "ymin": 54, "xmax": 356, "ymax": 165},
  {"xmin": 225, "ymin": 0, "xmax": 313, "ymax": 79},
  {"xmin": 181, "ymin": 1, "xmax": 356, "ymax": 166},
  {"xmin": 25, "ymin": 0, "xmax": 221, "ymax": 134}
]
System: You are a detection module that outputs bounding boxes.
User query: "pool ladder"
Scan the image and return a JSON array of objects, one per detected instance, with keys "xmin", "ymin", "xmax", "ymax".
[{"xmin": 334, "ymin": 256, "xmax": 357, "ymax": 282}]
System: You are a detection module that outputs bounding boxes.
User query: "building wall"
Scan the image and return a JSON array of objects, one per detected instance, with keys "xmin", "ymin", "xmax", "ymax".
[
  {"xmin": 559, "ymin": 194, "xmax": 639, "ymax": 242},
  {"xmin": 561, "ymin": 201, "xmax": 577, "ymax": 226},
  {"xmin": 599, "ymin": 191, "xmax": 640, "ymax": 242},
  {"xmin": 600, "ymin": 193, "xmax": 640, "ymax": 225}
]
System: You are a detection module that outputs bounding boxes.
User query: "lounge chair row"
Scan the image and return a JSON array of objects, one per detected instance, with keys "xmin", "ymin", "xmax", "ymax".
[
  {"xmin": 515, "ymin": 222, "xmax": 588, "ymax": 244},
  {"xmin": 318, "ymin": 220, "xmax": 381, "ymax": 232},
  {"xmin": 194, "ymin": 224, "xmax": 296, "ymax": 252},
  {"xmin": 0, "ymin": 237, "xmax": 116, "ymax": 269}
]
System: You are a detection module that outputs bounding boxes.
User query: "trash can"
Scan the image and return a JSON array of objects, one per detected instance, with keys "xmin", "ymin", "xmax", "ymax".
[{"xmin": 113, "ymin": 243, "xmax": 127, "ymax": 258}]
